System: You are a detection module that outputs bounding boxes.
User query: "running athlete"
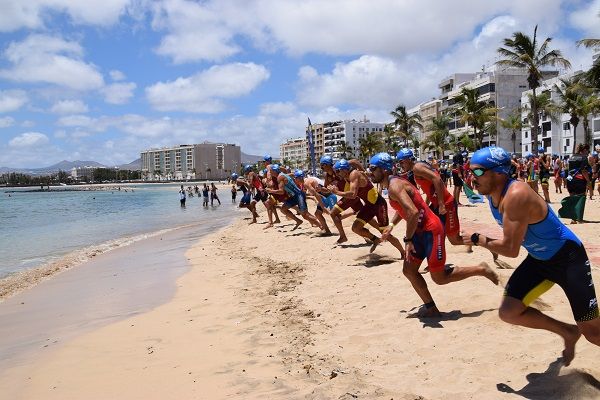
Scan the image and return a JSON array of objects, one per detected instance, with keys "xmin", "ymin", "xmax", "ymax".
[
  {"xmin": 293, "ymin": 170, "xmax": 336, "ymax": 235},
  {"xmin": 328, "ymin": 159, "xmax": 405, "ymax": 257},
  {"xmin": 396, "ymin": 148, "xmax": 476, "ymax": 255},
  {"xmin": 321, "ymin": 156, "xmax": 363, "ymax": 243},
  {"xmin": 244, "ymin": 165, "xmax": 280, "ymax": 228},
  {"xmin": 233, "ymin": 173, "xmax": 259, "ymax": 223},
  {"xmin": 526, "ymin": 153, "xmax": 539, "ymax": 193},
  {"xmin": 369, "ymin": 153, "xmax": 498, "ymax": 317},
  {"xmin": 267, "ymin": 165, "xmax": 321, "ymax": 230},
  {"xmin": 552, "ymin": 154, "xmax": 563, "ymax": 194},
  {"xmin": 464, "ymin": 146, "xmax": 600, "ymax": 366}
]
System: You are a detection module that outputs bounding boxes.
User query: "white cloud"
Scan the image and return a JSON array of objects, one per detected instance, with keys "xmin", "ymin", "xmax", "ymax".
[
  {"xmin": 259, "ymin": 102, "xmax": 297, "ymax": 117},
  {"xmin": 0, "ymin": 34, "xmax": 104, "ymax": 90},
  {"xmin": 9, "ymin": 132, "xmax": 49, "ymax": 148},
  {"xmin": 50, "ymin": 99, "xmax": 89, "ymax": 114},
  {"xmin": 0, "ymin": 0, "xmax": 132, "ymax": 32},
  {"xmin": 148, "ymin": 0, "xmax": 564, "ymax": 62},
  {"xmin": 0, "ymin": 89, "xmax": 28, "ymax": 113},
  {"xmin": 21, "ymin": 120, "xmax": 35, "ymax": 128},
  {"xmin": 146, "ymin": 62, "xmax": 270, "ymax": 113},
  {"xmin": 109, "ymin": 70, "xmax": 126, "ymax": 81},
  {"xmin": 57, "ymin": 115, "xmax": 95, "ymax": 127},
  {"xmin": 570, "ymin": 0, "xmax": 600, "ymax": 38},
  {"xmin": 54, "ymin": 130, "xmax": 67, "ymax": 139},
  {"xmin": 0, "ymin": 116, "xmax": 15, "ymax": 128},
  {"xmin": 101, "ymin": 82, "xmax": 137, "ymax": 104}
]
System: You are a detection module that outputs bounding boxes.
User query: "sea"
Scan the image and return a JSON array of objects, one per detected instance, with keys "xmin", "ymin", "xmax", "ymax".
[{"xmin": 0, "ymin": 183, "xmax": 237, "ymax": 280}]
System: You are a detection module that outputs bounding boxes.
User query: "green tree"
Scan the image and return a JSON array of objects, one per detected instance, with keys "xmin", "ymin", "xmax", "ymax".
[
  {"xmin": 554, "ymin": 78, "xmax": 585, "ymax": 149},
  {"xmin": 499, "ymin": 109, "xmax": 523, "ymax": 154},
  {"xmin": 454, "ymin": 87, "xmax": 498, "ymax": 149},
  {"xmin": 497, "ymin": 25, "xmax": 571, "ymax": 154},
  {"xmin": 422, "ymin": 116, "xmax": 450, "ymax": 159},
  {"xmin": 390, "ymin": 104, "xmax": 423, "ymax": 147},
  {"xmin": 358, "ymin": 132, "xmax": 383, "ymax": 163},
  {"xmin": 336, "ymin": 142, "xmax": 354, "ymax": 159},
  {"xmin": 382, "ymin": 124, "xmax": 401, "ymax": 154}
]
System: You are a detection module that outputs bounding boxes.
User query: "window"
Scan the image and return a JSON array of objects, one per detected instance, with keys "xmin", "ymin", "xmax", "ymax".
[
  {"xmin": 525, "ymin": 145, "xmax": 528, "ymax": 152},
  {"xmin": 566, "ymin": 138, "xmax": 570, "ymax": 146},
  {"xmin": 525, "ymin": 131, "xmax": 528, "ymax": 138},
  {"xmin": 563, "ymin": 122, "xmax": 571, "ymax": 131},
  {"xmin": 564, "ymin": 146, "xmax": 567, "ymax": 152},
  {"xmin": 594, "ymin": 119, "xmax": 600, "ymax": 132}
]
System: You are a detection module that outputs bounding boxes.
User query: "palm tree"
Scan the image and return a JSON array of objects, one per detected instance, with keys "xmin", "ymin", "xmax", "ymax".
[
  {"xmin": 522, "ymin": 91, "xmax": 560, "ymax": 153},
  {"xmin": 497, "ymin": 25, "xmax": 571, "ymax": 154},
  {"xmin": 358, "ymin": 132, "xmax": 382, "ymax": 164},
  {"xmin": 382, "ymin": 124, "xmax": 401, "ymax": 154},
  {"xmin": 390, "ymin": 104, "xmax": 423, "ymax": 147},
  {"xmin": 554, "ymin": 78, "xmax": 584, "ymax": 149},
  {"xmin": 500, "ymin": 109, "xmax": 523, "ymax": 153},
  {"xmin": 336, "ymin": 142, "xmax": 354, "ymax": 159},
  {"xmin": 454, "ymin": 87, "xmax": 498, "ymax": 149},
  {"xmin": 576, "ymin": 11, "xmax": 600, "ymax": 89},
  {"xmin": 422, "ymin": 115, "xmax": 450, "ymax": 158},
  {"xmin": 579, "ymin": 94, "xmax": 600, "ymax": 146}
]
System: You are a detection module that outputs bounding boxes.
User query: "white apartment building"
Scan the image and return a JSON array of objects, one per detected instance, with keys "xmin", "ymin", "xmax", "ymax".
[
  {"xmin": 444, "ymin": 67, "xmax": 559, "ymax": 153},
  {"xmin": 70, "ymin": 166, "xmax": 99, "ymax": 181},
  {"xmin": 521, "ymin": 71, "xmax": 600, "ymax": 156},
  {"xmin": 408, "ymin": 99, "xmax": 443, "ymax": 158},
  {"xmin": 280, "ymin": 137, "xmax": 307, "ymax": 169},
  {"xmin": 140, "ymin": 143, "xmax": 241, "ymax": 181},
  {"xmin": 307, "ymin": 118, "xmax": 385, "ymax": 161}
]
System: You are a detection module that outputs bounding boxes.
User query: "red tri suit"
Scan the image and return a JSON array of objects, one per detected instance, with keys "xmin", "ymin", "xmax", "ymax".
[
  {"xmin": 389, "ymin": 176, "xmax": 446, "ymax": 272},
  {"xmin": 413, "ymin": 162, "xmax": 460, "ymax": 236}
]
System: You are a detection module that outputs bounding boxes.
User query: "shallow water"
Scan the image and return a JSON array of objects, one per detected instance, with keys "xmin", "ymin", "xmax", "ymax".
[{"xmin": 0, "ymin": 183, "xmax": 232, "ymax": 278}]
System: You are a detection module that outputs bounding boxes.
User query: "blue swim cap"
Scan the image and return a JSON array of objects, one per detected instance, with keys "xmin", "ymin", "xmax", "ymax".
[
  {"xmin": 471, "ymin": 146, "xmax": 511, "ymax": 175},
  {"xmin": 593, "ymin": 151, "xmax": 598, "ymax": 157},
  {"xmin": 270, "ymin": 164, "xmax": 280, "ymax": 173},
  {"xmin": 333, "ymin": 159, "xmax": 350, "ymax": 170},
  {"xmin": 320, "ymin": 155, "xmax": 333, "ymax": 165},
  {"xmin": 294, "ymin": 169, "xmax": 305, "ymax": 178},
  {"xmin": 243, "ymin": 164, "xmax": 253, "ymax": 173},
  {"xmin": 231, "ymin": 173, "xmax": 239, "ymax": 180},
  {"xmin": 526, "ymin": 153, "xmax": 533, "ymax": 159},
  {"xmin": 396, "ymin": 148, "xmax": 414, "ymax": 161},
  {"xmin": 263, "ymin": 154, "xmax": 272, "ymax": 162},
  {"xmin": 538, "ymin": 146, "xmax": 545, "ymax": 153},
  {"xmin": 369, "ymin": 152, "xmax": 394, "ymax": 172}
]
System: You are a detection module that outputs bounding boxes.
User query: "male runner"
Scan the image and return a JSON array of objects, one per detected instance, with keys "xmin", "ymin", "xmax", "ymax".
[
  {"xmin": 244, "ymin": 164, "xmax": 280, "ymax": 228},
  {"xmin": 464, "ymin": 146, "xmax": 600, "ymax": 366},
  {"xmin": 293, "ymin": 169, "xmax": 336, "ymax": 235},
  {"xmin": 233, "ymin": 173, "xmax": 259, "ymax": 223},
  {"xmin": 328, "ymin": 159, "xmax": 405, "ymax": 257},
  {"xmin": 368, "ymin": 152, "xmax": 498, "ymax": 317}
]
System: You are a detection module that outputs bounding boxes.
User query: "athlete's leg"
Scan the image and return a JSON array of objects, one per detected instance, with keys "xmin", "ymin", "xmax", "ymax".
[{"xmin": 430, "ymin": 262, "xmax": 498, "ymax": 285}]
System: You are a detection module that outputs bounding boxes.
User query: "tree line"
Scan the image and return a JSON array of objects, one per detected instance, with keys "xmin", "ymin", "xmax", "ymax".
[{"xmin": 1, "ymin": 169, "xmax": 141, "ymax": 186}]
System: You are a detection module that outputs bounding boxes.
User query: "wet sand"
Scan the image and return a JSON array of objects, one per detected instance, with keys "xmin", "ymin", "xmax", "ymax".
[{"xmin": 2, "ymin": 188, "xmax": 600, "ymax": 399}]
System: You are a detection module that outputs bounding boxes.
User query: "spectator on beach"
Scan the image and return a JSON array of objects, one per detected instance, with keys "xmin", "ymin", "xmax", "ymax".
[
  {"xmin": 179, "ymin": 185, "xmax": 186, "ymax": 207},
  {"xmin": 560, "ymin": 144, "xmax": 590, "ymax": 224},
  {"xmin": 552, "ymin": 154, "xmax": 563, "ymax": 194},
  {"xmin": 210, "ymin": 183, "xmax": 221, "ymax": 206},
  {"xmin": 538, "ymin": 150, "xmax": 552, "ymax": 203},
  {"xmin": 231, "ymin": 184, "xmax": 237, "ymax": 203}
]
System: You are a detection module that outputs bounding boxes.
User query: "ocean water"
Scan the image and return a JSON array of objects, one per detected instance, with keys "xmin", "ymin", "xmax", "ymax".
[{"xmin": 0, "ymin": 183, "xmax": 237, "ymax": 279}]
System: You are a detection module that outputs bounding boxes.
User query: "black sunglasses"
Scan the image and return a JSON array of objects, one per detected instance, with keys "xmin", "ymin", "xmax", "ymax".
[{"xmin": 470, "ymin": 167, "xmax": 488, "ymax": 177}]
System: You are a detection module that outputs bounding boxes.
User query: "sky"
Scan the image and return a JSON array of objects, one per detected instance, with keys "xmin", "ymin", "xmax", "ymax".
[{"xmin": 1, "ymin": 0, "xmax": 599, "ymax": 168}]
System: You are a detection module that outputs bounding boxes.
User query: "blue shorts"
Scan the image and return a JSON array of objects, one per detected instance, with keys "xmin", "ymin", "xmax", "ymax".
[
  {"xmin": 240, "ymin": 192, "xmax": 252, "ymax": 205},
  {"xmin": 316, "ymin": 194, "xmax": 337, "ymax": 211},
  {"xmin": 284, "ymin": 192, "xmax": 308, "ymax": 212}
]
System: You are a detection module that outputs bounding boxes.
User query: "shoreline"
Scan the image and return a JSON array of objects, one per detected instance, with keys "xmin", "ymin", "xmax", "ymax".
[
  {"xmin": 2, "ymin": 192, "xmax": 600, "ymax": 398},
  {"xmin": 1, "ymin": 182, "xmax": 236, "ymax": 301}
]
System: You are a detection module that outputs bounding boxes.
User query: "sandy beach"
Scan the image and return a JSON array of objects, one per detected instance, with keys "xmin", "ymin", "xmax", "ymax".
[{"xmin": 2, "ymin": 188, "xmax": 600, "ymax": 399}]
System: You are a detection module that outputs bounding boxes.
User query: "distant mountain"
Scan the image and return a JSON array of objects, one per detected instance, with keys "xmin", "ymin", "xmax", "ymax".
[
  {"xmin": 241, "ymin": 152, "xmax": 263, "ymax": 164},
  {"xmin": 117, "ymin": 158, "xmax": 141, "ymax": 170}
]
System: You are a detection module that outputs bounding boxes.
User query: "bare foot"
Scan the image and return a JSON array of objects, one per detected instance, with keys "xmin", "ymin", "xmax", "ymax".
[
  {"xmin": 292, "ymin": 220, "xmax": 303, "ymax": 230},
  {"xmin": 336, "ymin": 236, "xmax": 348, "ymax": 244},
  {"xmin": 249, "ymin": 220, "xmax": 257, "ymax": 225},
  {"xmin": 274, "ymin": 219, "xmax": 281, "ymax": 224},
  {"xmin": 480, "ymin": 262, "xmax": 499, "ymax": 285},
  {"xmin": 562, "ymin": 325, "xmax": 581, "ymax": 366},
  {"xmin": 466, "ymin": 245, "xmax": 473, "ymax": 253},
  {"xmin": 369, "ymin": 238, "xmax": 381, "ymax": 253},
  {"xmin": 408, "ymin": 305, "xmax": 441, "ymax": 318},
  {"xmin": 492, "ymin": 252, "xmax": 498, "ymax": 261},
  {"xmin": 263, "ymin": 223, "xmax": 273, "ymax": 230}
]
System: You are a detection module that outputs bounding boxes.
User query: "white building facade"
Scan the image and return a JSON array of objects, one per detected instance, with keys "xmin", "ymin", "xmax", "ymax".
[
  {"xmin": 520, "ymin": 71, "xmax": 600, "ymax": 156},
  {"xmin": 280, "ymin": 137, "xmax": 308, "ymax": 169}
]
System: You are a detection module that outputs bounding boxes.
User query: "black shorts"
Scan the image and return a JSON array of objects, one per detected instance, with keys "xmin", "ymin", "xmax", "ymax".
[
  {"xmin": 504, "ymin": 240, "xmax": 598, "ymax": 322},
  {"xmin": 253, "ymin": 190, "xmax": 269, "ymax": 202},
  {"xmin": 567, "ymin": 177, "xmax": 587, "ymax": 195},
  {"xmin": 539, "ymin": 172, "xmax": 551, "ymax": 185},
  {"xmin": 451, "ymin": 172, "xmax": 463, "ymax": 187}
]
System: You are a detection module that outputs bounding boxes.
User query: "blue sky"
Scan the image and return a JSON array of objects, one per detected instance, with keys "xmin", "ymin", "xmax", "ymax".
[{"xmin": 1, "ymin": 0, "xmax": 599, "ymax": 168}]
